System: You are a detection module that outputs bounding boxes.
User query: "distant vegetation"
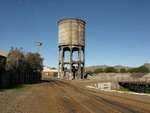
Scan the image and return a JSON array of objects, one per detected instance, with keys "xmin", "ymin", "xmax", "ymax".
[{"xmin": 86, "ymin": 66, "xmax": 150, "ymax": 74}]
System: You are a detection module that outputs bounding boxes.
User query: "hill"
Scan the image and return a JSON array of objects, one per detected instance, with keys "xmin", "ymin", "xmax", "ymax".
[
  {"xmin": 85, "ymin": 65, "xmax": 132, "ymax": 72},
  {"xmin": 143, "ymin": 63, "xmax": 150, "ymax": 69},
  {"xmin": 85, "ymin": 63, "xmax": 150, "ymax": 72}
]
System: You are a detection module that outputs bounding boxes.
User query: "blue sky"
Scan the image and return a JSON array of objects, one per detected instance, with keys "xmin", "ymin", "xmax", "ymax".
[{"xmin": 0, "ymin": 0, "xmax": 150, "ymax": 68}]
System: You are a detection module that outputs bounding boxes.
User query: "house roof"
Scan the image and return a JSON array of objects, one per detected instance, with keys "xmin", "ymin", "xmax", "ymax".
[
  {"xmin": 0, "ymin": 49, "xmax": 8, "ymax": 57},
  {"xmin": 42, "ymin": 66, "xmax": 58, "ymax": 72}
]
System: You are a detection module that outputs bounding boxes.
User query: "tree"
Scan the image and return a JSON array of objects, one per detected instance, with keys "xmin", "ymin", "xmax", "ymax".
[
  {"xmin": 52, "ymin": 67, "xmax": 56, "ymax": 69},
  {"xmin": 104, "ymin": 67, "xmax": 116, "ymax": 73},
  {"xmin": 114, "ymin": 69, "xmax": 119, "ymax": 73},
  {"xmin": 120, "ymin": 68, "xmax": 126, "ymax": 73},
  {"xmin": 25, "ymin": 52, "xmax": 43, "ymax": 72},
  {"xmin": 0, "ymin": 56, "xmax": 6, "ymax": 70},
  {"xmin": 6, "ymin": 48, "xmax": 25, "ymax": 72},
  {"xmin": 93, "ymin": 68, "xmax": 103, "ymax": 74},
  {"xmin": 127, "ymin": 66, "xmax": 149, "ymax": 73},
  {"xmin": 136, "ymin": 66, "xmax": 149, "ymax": 73},
  {"xmin": 127, "ymin": 68, "xmax": 133, "ymax": 73},
  {"xmin": 85, "ymin": 70, "xmax": 93, "ymax": 74}
]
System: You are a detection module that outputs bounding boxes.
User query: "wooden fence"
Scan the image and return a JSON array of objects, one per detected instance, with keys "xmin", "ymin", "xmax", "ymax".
[
  {"xmin": 0, "ymin": 70, "xmax": 41, "ymax": 89},
  {"xmin": 118, "ymin": 77, "xmax": 150, "ymax": 93}
]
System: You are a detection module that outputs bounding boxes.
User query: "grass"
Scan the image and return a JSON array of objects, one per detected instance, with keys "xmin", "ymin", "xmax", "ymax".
[
  {"xmin": 118, "ymin": 88, "xmax": 131, "ymax": 92},
  {"xmin": 13, "ymin": 84, "xmax": 33, "ymax": 92},
  {"xmin": 0, "ymin": 84, "xmax": 33, "ymax": 93}
]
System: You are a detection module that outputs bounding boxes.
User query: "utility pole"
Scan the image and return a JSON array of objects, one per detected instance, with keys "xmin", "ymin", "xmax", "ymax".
[{"xmin": 35, "ymin": 42, "xmax": 42, "ymax": 53}]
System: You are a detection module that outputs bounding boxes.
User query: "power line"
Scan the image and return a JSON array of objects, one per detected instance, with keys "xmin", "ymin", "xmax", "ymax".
[
  {"xmin": 21, "ymin": 0, "xmax": 35, "ymax": 38},
  {"xmin": 41, "ymin": 45, "xmax": 58, "ymax": 56},
  {"xmin": 16, "ymin": 0, "xmax": 35, "ymax": 41},
  {"xmin": 27, "ymin": 1, "xmax": 58, "ymax": 56},
  {"xmin": 29, "ymin": 0, "xmax": 39, "ymax": 40},
  {"xmin": 16, "ymin": 0, "xmax": 58, "ymax": 57}
]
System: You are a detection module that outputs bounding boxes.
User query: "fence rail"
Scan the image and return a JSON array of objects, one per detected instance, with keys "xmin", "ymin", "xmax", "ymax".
[
  {"xmin": 118, "ymin": 77, "xmax": 150, "ymax": 84},
  {"xmin": 118, "ymin": 77, "xmax": 150, "ymax": 93}
]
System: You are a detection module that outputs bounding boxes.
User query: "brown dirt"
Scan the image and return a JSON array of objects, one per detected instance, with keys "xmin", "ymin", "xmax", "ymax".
[{"xmin": 0, "ymin": 77, "xmax": 150, "ymax": 113}]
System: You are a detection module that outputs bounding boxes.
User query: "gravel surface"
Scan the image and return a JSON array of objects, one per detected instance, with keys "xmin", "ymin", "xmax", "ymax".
[{"xmin": 0, "ymin": 77, "xmax": 150, "ymax": 113}]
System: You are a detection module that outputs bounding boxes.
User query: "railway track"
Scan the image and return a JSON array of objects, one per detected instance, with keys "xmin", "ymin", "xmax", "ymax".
[
  {"xmin": 84, "ymin": 88, "xmax": 150, "ymax": 111},
  {"xmin": 50, "ymin": 79, "xmax": 150, "ymax": 113}
]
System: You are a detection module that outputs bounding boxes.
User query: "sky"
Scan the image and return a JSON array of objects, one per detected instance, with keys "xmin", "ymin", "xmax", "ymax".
[{"xmin": 0, "ymin": 0, "xmax": 150, "ymax": 68}]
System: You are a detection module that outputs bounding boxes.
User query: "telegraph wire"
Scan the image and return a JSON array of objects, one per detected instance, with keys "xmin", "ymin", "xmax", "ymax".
[
  {"xmin": 16, "ymin": 0, "xmax": 35, "ymax": 41},
  {"xmin": 21, "ymin": 0, "xmax": 36, "ymax": 41},
  {"xmin": 29, "ymin": 0, "xmax": 39, "ymax": 40},
  {"xmin": 16, "ymin": 0, "xmax": 58, "ymax": 57},
  {"xmin": 28, "ymin": 0, "xmax": 58, "ymax": 56},
  {"xmin": 24, "ymin": 0, "xmax": 57, "ymax": 56},
  {"xmin": 29, "ymin": 1, "xmax": 58, "ymax": 56},
  {"xmin": 41, "ymin": 45, "xmax": 58, "ymax": 56}
]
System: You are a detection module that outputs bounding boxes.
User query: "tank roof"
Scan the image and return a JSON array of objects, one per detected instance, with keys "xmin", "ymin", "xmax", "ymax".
[{"xmin": 58, "ymin": 18, "xmax": 86, "ymax": 24}]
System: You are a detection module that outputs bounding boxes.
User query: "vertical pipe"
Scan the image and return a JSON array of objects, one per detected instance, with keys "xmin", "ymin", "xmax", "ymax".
[
  {"xmin": 58, "ymin": 47, "xmax": 60, "ymax": 78},
  {"xmin": 78, "ymin": 47, "xmax": 81, "ymax": 79},
  {"xmin": 61, "ymin": 47, "xmax": 64, "ymax": 78},
  {"xmin": 83, "ymin": 48, "xmax": 85, "ymax": 79},
  {"xmin": 70, "ymin": 47, "xmax": 72, "ymax": 79}
]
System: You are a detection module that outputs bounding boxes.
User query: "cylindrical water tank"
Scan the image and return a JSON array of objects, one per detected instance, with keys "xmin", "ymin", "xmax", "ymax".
[{"xmin": 58, "ymin": 18, "xmax": 85, "ymax": 46}]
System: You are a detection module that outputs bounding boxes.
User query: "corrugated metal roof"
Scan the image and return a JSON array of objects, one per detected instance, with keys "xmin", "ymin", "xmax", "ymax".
[{"xmin": 0, "ymin": 49, "xmax": 8, "ymax": 57}]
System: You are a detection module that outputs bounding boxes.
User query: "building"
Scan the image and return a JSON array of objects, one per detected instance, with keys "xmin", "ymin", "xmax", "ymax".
[
  {"xmin": 0, "ymin": 49, "xmax": 8, "ymax": 57},
  {"xmin": 42, "ymin": 66, "xmax": 58, "ymax": 77}
]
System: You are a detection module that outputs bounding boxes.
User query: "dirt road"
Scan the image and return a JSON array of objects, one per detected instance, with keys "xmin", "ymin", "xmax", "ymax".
[{"xmin": 0, "ymin": 77, "xmax": 150, "ymax": 113}]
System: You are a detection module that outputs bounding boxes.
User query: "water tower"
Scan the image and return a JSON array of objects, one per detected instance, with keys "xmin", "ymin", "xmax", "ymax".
[{"xmin": 58, "ymin": 18, "xmax": 86, "ymax": 79}]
